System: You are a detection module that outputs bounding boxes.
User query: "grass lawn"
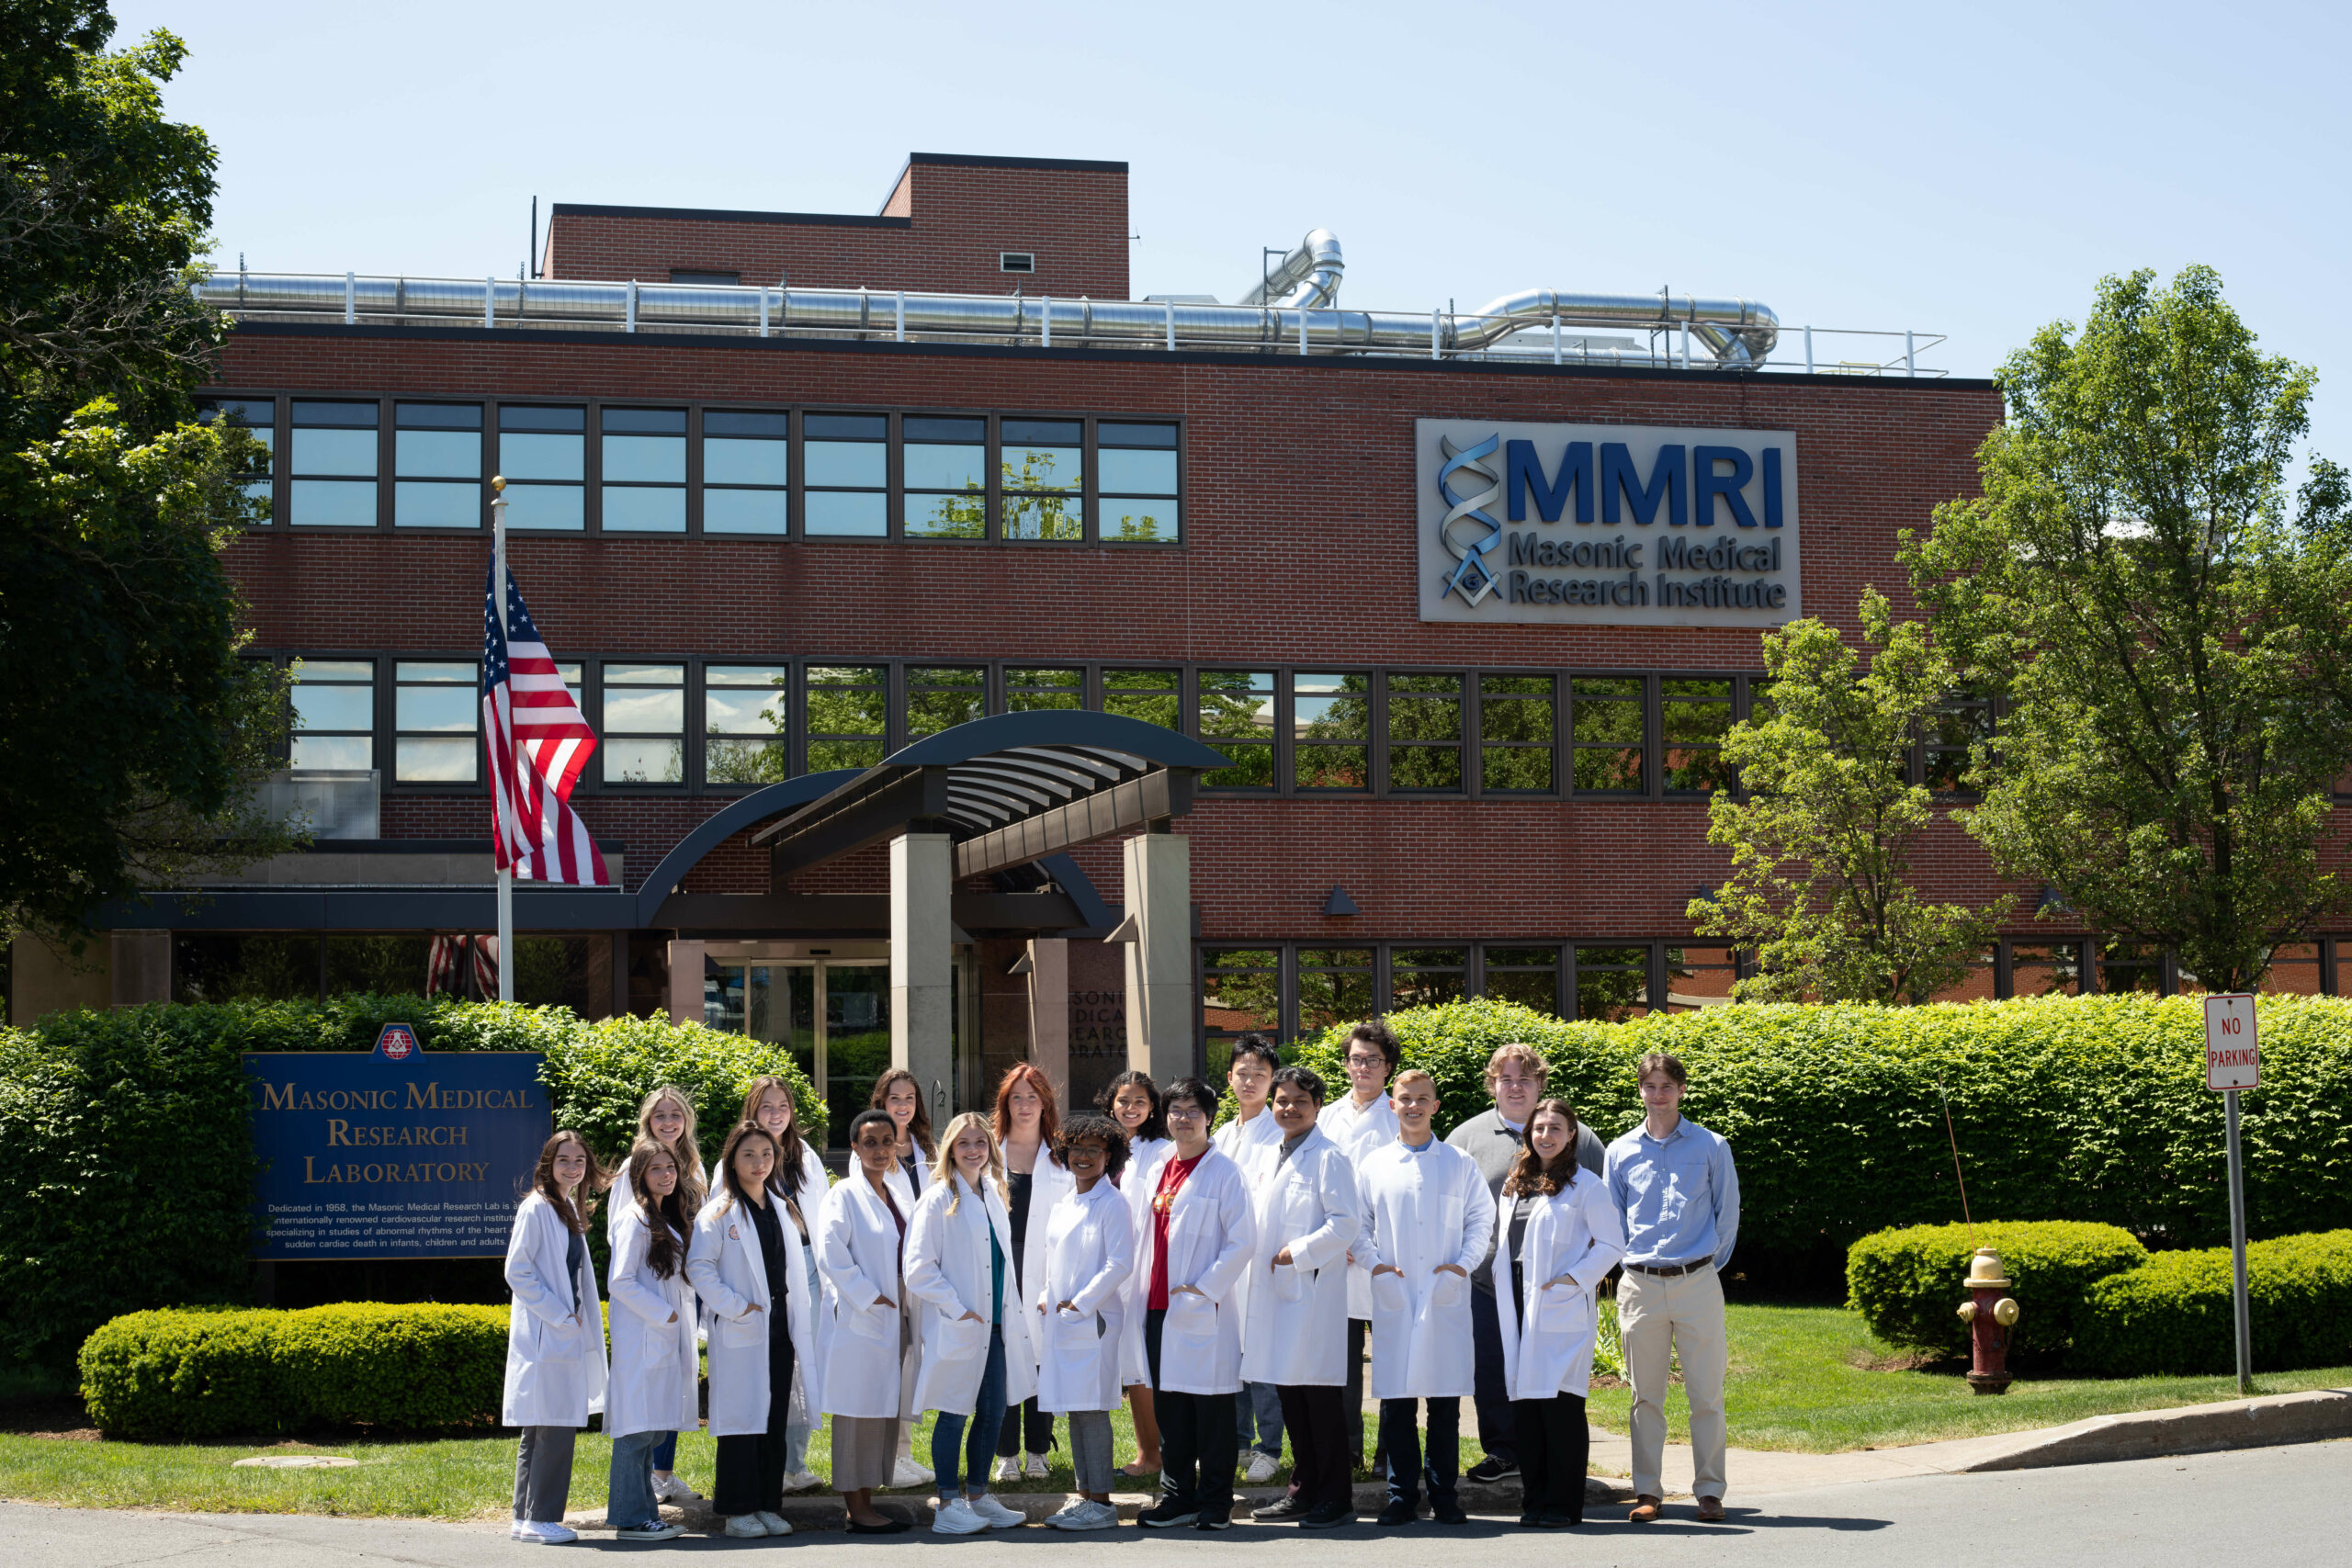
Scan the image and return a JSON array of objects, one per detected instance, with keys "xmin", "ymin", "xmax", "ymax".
[{"xmin": 1583, "ymin": 1301, "xmax": 2352, "ymax": 1454}]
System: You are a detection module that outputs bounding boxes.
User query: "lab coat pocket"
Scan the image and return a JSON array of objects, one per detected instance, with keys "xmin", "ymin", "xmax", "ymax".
[
  {"xmin": 937, "ymin": 1312, "xmax": 986, "ymax": 1362},
  {"xmin": 537, "ymin": 1313, "xmax": 582, "ymax": 1355},
  {"xmin": 718, "ymin": 1309, "xmax": 765, "ymax": 1349},
  {"xmin": 1168, "ymin": 1291, "xmax": 1219, "ymax": 1346},
  {"xmin": 843, "ymin": 1297, "xmax": 894, "ymax": 1343},
  {"xmin": 1053, "ymin": 1307, "xmax": 1102, "ymax": 1355},
  {"xmin": 1539, "ymin": 1282, "xmax": 1593, "ymax": 1339},
  {"xmin": 1371, "ymin": 1269, "xmax": 1408, "ymax": 1317},
  {"xmin": 1272, "ymin": 1260, "xmax": 1308, "ymax": 1305},
  {"xmin": 1430, "ymin": 1269, "xmax": 1467, "ymax": 1310}
]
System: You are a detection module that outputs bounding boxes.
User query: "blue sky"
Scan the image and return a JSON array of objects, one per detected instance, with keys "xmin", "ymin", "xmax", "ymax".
[{"xmin": 116, "ymin": 0, "xmax": 2352, "ymax": 470}]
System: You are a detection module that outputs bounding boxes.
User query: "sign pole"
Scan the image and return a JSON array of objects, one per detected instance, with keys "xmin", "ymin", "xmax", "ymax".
[
  {"xmin": 2202, "ymin": 991, "xmax": 2260, "ymax": 1396},
  {"xmin": 2224, "ymin": 1087, "xmax": 2252, "ymax": 1394},
  {"xmin": 492, "ymin": 478, "xmax": 513, "ymax": 1004}
]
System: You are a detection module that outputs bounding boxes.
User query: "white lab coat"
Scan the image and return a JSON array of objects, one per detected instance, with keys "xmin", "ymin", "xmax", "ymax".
[
  {"xmin": 1494, "ymin": 1175, "xmax": 1627, "ymax": 1402},
  {"xmin": 883, "ymin": 1143, "xmax": 934, "ymax": 1211},
  {"xmin": 500, "ymin": 1191, "xmax": 608, "ymax": 1427},
  {"xmin": 903, "ymin": 1174, "xmax": 1038, "ymax": 1416},
  {"xmin": 1116, "ymin": 1136, "xmax": 1174, "ymax": 1385},
  {"xmin": 1140, "ymin": 1145, "xmax": 1258, "ymax": 1396},
  {"xmin": 1319, "ymin": 1091, "xmax": 1401, "ymax": 1319},
  {"xmin": 1035, "ymin": 1181, "xmax": 1134, "ymax": 1414},
  {"xmin": 1356, "ymin": 1139, "xmax": 1496, "ymax": 1400},
  {"xmin": 1011, "ymin": 1148, "xmax": 1076, "ymax": 1358},
  {"xmin": 1213, "ymin": 1109, "xmax": 1283, "ymax": 1187},
  {"xmin": 605, "ymin": 1204, "xmax": 701, "ymax": 1440},
  {"xmin": 1238, "ymin": 1125, "xmax": 1360, "ymax": 1388},
  {"xmin": 685, "ymin": 1188, "xmax": 818, "ymax": 1438},
  {"xmin": 815, "ymin": 1173, "xmax": 917, "ymax": 1420}
]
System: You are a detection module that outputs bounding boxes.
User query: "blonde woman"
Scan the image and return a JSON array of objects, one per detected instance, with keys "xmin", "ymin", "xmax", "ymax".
[
  {"xmin": 605, "ymin": 1084, "xmax": 706, "ymax": 1506},
  {"xmin": 903, "ymin": 1112, "xmax": 1039, "ymax": 1534}
]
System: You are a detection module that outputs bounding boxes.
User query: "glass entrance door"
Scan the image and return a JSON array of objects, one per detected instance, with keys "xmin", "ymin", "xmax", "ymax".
[{"xmin": 820, "ymin": 964, "xmax": 890, "ymax": 1146}]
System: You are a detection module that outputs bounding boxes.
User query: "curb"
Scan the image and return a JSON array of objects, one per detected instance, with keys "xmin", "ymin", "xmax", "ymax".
[{"xmin": 1936, "ymin": 1387, "xmax": 2352, "ymax": 1473}]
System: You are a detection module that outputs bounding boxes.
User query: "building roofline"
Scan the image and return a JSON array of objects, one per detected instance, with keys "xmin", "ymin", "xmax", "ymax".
[
  {"xmin": 548, "ymin": 202, "xmax": 910, "ymax": 230},
  {"xmin": 906, "ymin": 152, "xmax": 1128, "ymax": 174}
]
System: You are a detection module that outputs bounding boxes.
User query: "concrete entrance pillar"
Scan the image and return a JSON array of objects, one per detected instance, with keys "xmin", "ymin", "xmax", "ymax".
[
  {"xmin": 891, "ymin": 833, "xmax": 956, "ymax": 1121},
  {"xmin": 1122, "ymin": 827, "xmax": 1193, "ymax": 1083},
  {"xmin": 1024, "ymin": 938, "xmax": 1070, "ymax": 1110},
  {"xmin": 665, "ymin": 939, "xmax": 705, "ymax": 1026},
  {"xmin": 110, "ymin": 931, "xmax": 171, "ymax": 1006}
]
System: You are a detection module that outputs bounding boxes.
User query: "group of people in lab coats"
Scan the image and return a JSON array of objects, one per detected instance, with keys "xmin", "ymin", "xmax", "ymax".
[{"xmin": 497, "ymin": 1028, "xmax": 1735, "ymax": 1543}]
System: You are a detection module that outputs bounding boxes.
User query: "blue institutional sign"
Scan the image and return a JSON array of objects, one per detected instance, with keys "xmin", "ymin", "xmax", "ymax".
[
  {"xmin": 1416, "ymin": 418, "xmax": 1801, "ymax": 627},
  {"xmin": 243, "ymin": 1030, "xmax": 548, "ymax": 1260}
]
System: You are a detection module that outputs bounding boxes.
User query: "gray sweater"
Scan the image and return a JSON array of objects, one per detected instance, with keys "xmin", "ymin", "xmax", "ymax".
[{"xmin": 1445, "ymin": 1108, "xmax": 1607, "ymax": 1292}]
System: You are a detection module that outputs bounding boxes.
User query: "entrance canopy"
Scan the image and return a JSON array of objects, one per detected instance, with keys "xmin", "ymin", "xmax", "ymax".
[{"xmin": 752, "ymin": 710, "xmax": 1229, "ymax": 879}]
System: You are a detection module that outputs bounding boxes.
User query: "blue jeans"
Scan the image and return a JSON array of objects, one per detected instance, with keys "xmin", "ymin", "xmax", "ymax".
[
  {"xmin": 605, "ymin": 1428, "xmax": 666, "ymax": 1529},
  {"xmin": 933, "ymin": 1325, "xmax": 1010, "ymax": 1498},
  {"xmin": 650, "ymin": 1430, "xmax": 676, "ymax": 1472},
  {"xmin": 1236, "ymin": 1380, "xmax": 1284, "ymax": 1459},
  {"xmin": 1379, "ymin": 1396, "xmax": 1460, "ymax": 1510}
]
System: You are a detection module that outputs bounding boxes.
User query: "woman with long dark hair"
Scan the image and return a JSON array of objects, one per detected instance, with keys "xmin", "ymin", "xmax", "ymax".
[
  {"xmin": 502, "ymin": 1130, "xmax": 609, "ymax": 1546},
  {"xmin": 605, "ymin": 1084, "xmax": 706, "ymax": 1506},
  {"xmin": 1100, "ymin": 1069, "xmax": 1170, "ymax": 1475},
  {"xmin": 604, "ymin": 1137, "xmax": 697, "ymax": 1540},
  {"xmin": 872, "ymin": 1066, "xmax": 936, "ymax": 1203},
  {"xmin": 990, "ymin": 1061, "xmax": 1067, "ymax": 1479},
  {"xmin": 725, "ymin": 1073, "xmax": 830, "ymax": 1493}
]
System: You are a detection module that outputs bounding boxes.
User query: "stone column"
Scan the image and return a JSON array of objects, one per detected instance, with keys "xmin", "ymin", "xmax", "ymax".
[
  {"xmin": 890, "ymin": 833, "xmax": 956, "ymax": 1119},
  {"xmin": 1024, "ymin": 937, "xmax": 1070, "ymax": 1111},
  {"xmin": 109, "ymin": 930, "xmax": 172, "ymax": 1006},
  {"xmin": 665, "ymin": 939, "xmax": 705, "ymax": 1026},
  {"xmin": 1122, "ymin": 827, "xmax": 1193, "ymax": 1083}
]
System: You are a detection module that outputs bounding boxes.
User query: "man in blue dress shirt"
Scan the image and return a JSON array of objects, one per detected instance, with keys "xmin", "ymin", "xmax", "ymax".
[{"xmin": 1603, "ymin": 1051, "xmax": 1739, "ymax": 1524}]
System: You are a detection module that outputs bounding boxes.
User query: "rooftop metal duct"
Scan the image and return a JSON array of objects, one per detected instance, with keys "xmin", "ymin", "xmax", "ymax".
[{"xmin": 1237, "ymin": 229, "xmax": 1345, "ymax": 308}]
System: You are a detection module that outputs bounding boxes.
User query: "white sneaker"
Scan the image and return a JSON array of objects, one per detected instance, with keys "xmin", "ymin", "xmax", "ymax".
[
  {"xmin": 993, "ymin": 1456, "xmax": 1022, "ymax": 1483},
  {"xmin": 890, "ymin": 1456, "xmax": 933, "ymax": 1489},
  {"xmin": 1045, "ymin": 1502, "xmax": 1089, "ymax": 1529},
  {"xmin": 1241, "ymin": 1451, "xmax": 1280, "ymax": 1484},
  {"xmin": 968, "ymin": 1495, "xmax": 1025, "ymax": 1529},
  {"xmin": 1022, "ymin": 1452, "xmax": 1049, "ymax": 1481},
  {"xmin": 508, "ymin": 1521, "xmax": 551, "ymax": 1543},
  {"xmin": 651, "ymin": 1472, "xmax": 700, "ymax": 1504},
  {"xmin": 723, "ymin": 1515, "xmax": 769, "ymax": 1538},
  {"xmin": 1069, "ymin": 1501, "xmax": 1119, "ymax": 1530},
  {"xmin": 780, "ymin": 1469, "xmax": 821, "ymax": 1494},
  {"xmin": 534, "ymin": 1522, "xmax": 578, "ymax": 1544},
  {"xmin": 933, "ymin": 1499, "xmax": 989, "ymax": 1536},
  {"xmin": 615, "ymin": 1522, "xmax": 685, "ymax": 1541},
  {"xmin": 755, "ymin": 1511, "xmax": 792, "ymax": 1537}
]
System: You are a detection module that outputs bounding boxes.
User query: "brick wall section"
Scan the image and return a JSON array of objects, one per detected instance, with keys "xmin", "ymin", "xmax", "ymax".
[{"xmin": 543, "ymin": 153, "xmax": 1128, "ymax": 299}]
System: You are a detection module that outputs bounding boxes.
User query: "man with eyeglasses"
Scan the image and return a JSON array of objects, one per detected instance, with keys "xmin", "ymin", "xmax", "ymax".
[
  {"xmin": 1318, "ymin": 1019, "xmax": 1400, "ymax": 1474},
  {"xmin": 1445, "ymin": 1042, "xmax": 1602, "ymax": 1487},
  {"xmin": 1210, "ymin": 1033, "xmax": 1286, "ymax": 1484}
]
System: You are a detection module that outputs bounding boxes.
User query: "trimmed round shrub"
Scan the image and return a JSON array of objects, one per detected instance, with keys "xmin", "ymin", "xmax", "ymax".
[
  {"xmin": 1845, "ymin": 1220, "xmax": 2148, "ymax": 1359},
  {"xmin": 2073, "ymin": 1230, "xmax": 2352, "ymax": 1376},
  {"xmin": 81, "ymin": 1303, "xmax": 508, "ymax": 1438}
]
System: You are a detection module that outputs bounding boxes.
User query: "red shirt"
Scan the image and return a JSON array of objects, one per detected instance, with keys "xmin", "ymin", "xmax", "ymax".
[{"xmin": 1148, "ymin": 1151, "xmax": 1205, "ymax": 1310}]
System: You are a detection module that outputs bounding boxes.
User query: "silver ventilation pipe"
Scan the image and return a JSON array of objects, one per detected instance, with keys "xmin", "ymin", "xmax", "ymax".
[
  {"xmin": 194, "ymin": 264, "xmax": 1779, "ymax": 366},
  {"xmin": 1237, "ymin": 229, "xmax": 1344, "ymax": 308}
]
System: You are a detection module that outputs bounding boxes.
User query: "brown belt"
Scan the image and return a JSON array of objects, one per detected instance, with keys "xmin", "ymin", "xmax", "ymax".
[{"xmin": 1625, "ymin": 1259, "xmax": 1711, "ymax": 1278}]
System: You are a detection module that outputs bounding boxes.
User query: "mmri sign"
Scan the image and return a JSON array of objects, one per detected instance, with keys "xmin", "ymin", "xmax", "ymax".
[{"xmin": 1416, "ymin": 418, "xmax": 1801, "ymax": 628}]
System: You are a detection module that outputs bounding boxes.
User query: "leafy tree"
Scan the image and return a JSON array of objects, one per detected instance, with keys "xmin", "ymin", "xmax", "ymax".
[
  {"xmin": 1902, "ymin": 265, "xmax": 2352, "ymax": 991},
  {"xmin": 1689, "ymin": 592, "xmax": 2011, "ymax": 1002},
  {"xmin": 1, "ymin": 6, "xmax": 294, "ymax": 950}
]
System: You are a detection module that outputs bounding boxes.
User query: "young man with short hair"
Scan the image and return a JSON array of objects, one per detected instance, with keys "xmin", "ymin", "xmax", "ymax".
[
  {"xmin": 1446, "ymin": 1042, "xmax": 1603, "ymax": 1484},
  {"xmin": 1318, "ymin": 1019, "xmax": 1401, "ymax": 1472},
  {"xmin": 1210, "ymin": 1033, "xmax": 1286, "ymax": 1483},
  {"xmin": 1604, "ymin": 1052, "xmax": 1738, "ymax": 1524}
]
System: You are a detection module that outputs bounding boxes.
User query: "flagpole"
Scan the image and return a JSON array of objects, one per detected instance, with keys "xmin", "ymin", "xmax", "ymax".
[{"xmin": 492, "ymin": 475, "xmax": 514, "ymax": 1004}]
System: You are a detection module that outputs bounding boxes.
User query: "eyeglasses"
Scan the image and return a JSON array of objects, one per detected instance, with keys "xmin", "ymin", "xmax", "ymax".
[
  {"xmin": 1164, "ymin": 1104, "xmax": 1205, "ymax": 1122},
  {"xmin": 1344, "ymin": 1054, "xmax": 1386, "ymax": 1068},
  {"xmin": 1495, "ymin": 1075, "xmax": 1543, "ymax": 1089}
]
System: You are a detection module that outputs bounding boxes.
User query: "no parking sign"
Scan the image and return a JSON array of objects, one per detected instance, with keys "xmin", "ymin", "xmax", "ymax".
[{"xmin": 2203, "ymin": 993, "xmax": 2261, "ymax": 1090}]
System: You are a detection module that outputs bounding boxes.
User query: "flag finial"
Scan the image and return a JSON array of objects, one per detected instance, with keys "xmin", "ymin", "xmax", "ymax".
[{"xmin": 491, "ymin": 474, "xmax": 507, "ymax": 494}]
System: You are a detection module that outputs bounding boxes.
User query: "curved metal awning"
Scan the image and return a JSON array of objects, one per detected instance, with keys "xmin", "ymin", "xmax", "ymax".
[{"xmin": 751, "ymin": 710, "xmax": 1229, "ymax": 880}]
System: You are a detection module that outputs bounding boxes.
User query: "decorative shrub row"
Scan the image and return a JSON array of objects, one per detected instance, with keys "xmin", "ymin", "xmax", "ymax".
[
  {"xmin": 79, "ymin": 1303, "xmax": 509, "ymax": 1438},
  {"xmin": 0, "ymin": 995, "xmax": 819, "ymax": 1368},
  {"xmin": 1845, "ymin": 1221, "xmax": 2149, "ymax": 1360},
  {"xmin": 2071, "ymin": 1230, "xmax": 2352, "ymax": 1377}
]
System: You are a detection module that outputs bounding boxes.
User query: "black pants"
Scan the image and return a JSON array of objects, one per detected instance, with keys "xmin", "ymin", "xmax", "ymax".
[
  {"xmin": 994, "ymin": 1394, "xmax": 1057, "ymax": 1457},
  {"xmin": 1377, "ymin": 1396, "xmax": 1458, "ymax": 1509},
  {"xmin": 1147, "ymin": 1307, "xmax": 1237, "ymax": 1518},
  {"xmin": 1469, "ymin": 1285, "xmax": 1517, "ymax": 1462},
  {"xmin": 714, "ymin": 1326, "xmax": 795, "ymax": 1517},
  {"xmin": 1513, "ymin": 1392, "xmax": 1588, "ymax": 1520},
  {"xmin": 1276, "ymin": 1384, "xmax": 1351, "ymax": 1507},
  {"xmin": 1346, "ymin": 1319, "xmax": 1373, "ymax": 1467}
]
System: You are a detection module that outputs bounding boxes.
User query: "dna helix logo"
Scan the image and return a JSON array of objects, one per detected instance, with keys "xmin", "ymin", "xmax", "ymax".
[{"xmin": 1436, "ymin": 434, "xmax": 1503, "ymax": 606}]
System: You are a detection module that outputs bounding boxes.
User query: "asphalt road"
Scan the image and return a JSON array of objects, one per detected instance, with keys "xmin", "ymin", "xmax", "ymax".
[{"xmin": 5, "ymin": 1441, "xmax": 2341, "ymax": 1568}]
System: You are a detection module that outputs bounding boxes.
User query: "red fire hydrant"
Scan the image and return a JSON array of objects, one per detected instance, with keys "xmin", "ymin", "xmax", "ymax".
[{"xmin": 1957, "ymin": 1247, "xmax": 2020, "ymax": 1395}]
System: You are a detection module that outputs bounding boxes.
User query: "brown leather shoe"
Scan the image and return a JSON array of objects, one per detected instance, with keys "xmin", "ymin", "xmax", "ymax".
[
  {"xmin": 1627, "ymin": 1496, "xmax": 1664, "ymax": 1523},
  {"xmin": 1694, "ymin": 1496, "xmax": 1727, "ymax": 1522}
]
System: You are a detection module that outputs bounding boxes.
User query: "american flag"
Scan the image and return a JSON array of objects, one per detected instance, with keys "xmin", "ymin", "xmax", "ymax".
[
  {"xmin": 426, "ymin": 933, "xmax": 498, "ymax": 998},
  {"xmin": 482, "ymin": 561, "xmax": 610, "ymax": 886}
]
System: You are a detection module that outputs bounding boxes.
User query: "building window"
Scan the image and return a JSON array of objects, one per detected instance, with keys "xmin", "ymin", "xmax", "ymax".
[
  {"xmin": 1001, "ymin": 418, "xmax": 1082, "ymax": 541},
  {"xmin": 288, "ymin": 400, "xmax": 378, "ymax": 526},
  {"xmin": 601, "ymin": 663, "xmax": 684, "ymax": 784},
  {"xmin": 602, "ymin": 407, "xmax": 686, "ymax": 533},
  {"xmin": 1572, "ymin": 944, "xmax": 1650, "ymax": 1020},
  {"xmin": 1661, "ymin": 678, "xmax": 1735, "ymax": 795},
  {"xmin": 1006, "ymin": 666, "xmax": 1083, "ymax": 713},
  {"xmin": 1198, "ymin": 670, "xmax": 1275, "ymax": 789},
  {"xmin": 903, "ymin": 415, "xmax": 987, "ymax": 539},
  {"xmin": 394, "ymin": 660, "xmax": 479, "ymax": 783},
  {"xmin": 1663, "ymin": 944, "xmax": 1738, "ymax": 1009},
  {"xmin": 1386, "ymin": 672, "xmax": 1464, "ymax": 792},
  {"xmin": 1482, "ymin": 945, "xmax": 1561, "ymax": 1013},
  {"xmin": 1479, "ymin": 674, "xmax": 1555, "ymax": 792},
  {"xmin": 803, "ymin": 413, "xmax": 887, "ymax": 537},
  {"xmin": 702, "ymin": 410, "xmax": 789, "ymax": 535},
  {"xmin": 1390, "ymin": 945, "xmax": 1467, "ymax": 1009},
  {"xmin": 908, "ymin": 666, "xmax": 985, "ymax": 739},
  {"xmin": 1098, "ymin": 421, "xmax": 1179, "ymax": 543},
  {"xmin": 2096, "ymin": 942, "xmax": 2164, "ymax": 994},
  {"xmin": 805, "ymin": 665, "xmax": 888, "ymax": 771},
  {"xmin": 1926, "ymin": 689, "xmax": 1993, "ymax": 794},
  {"xmin": 705, "ymin": 665, "xmax": 789, "ymax": 784},
  {"xmin": 499, "ymin": 405, "xmax": 585, "ymax": 531},
  {"xmin": 2011, "ymin": 941, "xmax": 2083, "ymax": 997},
  {"xmin": 393, "ymin": 402, "xmax": 481, "ymax": 528},
  {"xmin": 1199, "ymin": 947, "xmax": 1280, "ymax": 1077},
  {"xmin": 289, "ymin": 659, "xmax": 374, "ymax": 771},
  {"xmin": 1292, "ymin": 672, "xmax": 1371, "ymax": 791},
  {"xmin": 198, "ymin": 398, "xmax": 274, "ymax": 523},
  {"xmin": 1102, "ymin": 667, "xmax": 1181, "ymax": 729},
  {"xmin": 1569, "ymin": 676, "xmax": 1645, "ymax": 794},
  {"xmin": 1296, "ymin": 947, "xmax": 1374, "ymax": 1038}
]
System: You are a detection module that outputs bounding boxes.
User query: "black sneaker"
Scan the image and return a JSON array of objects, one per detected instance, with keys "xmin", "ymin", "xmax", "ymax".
[
  {"xmin": 1300, "ymin": 1502, "xmax": 1358, "ymax": 1529},
  {"xmin": 1251, "ymin": 1497, "xmax": 1310, "ymax": 1522},
  {"xmin": 1374, "ymin": 1500, "xmax": 1419, "ymax": 1527},
  {"xmin": 1195, "ymin": 1510, "xmax": 1234, "ymax": 1532},
  {"xmin": 1431, "ymin": 1500, "xmax": 1468, "ymax": 1526},
  {"xmin": 1137, "ymin": 1503, "xmax": 1199, "ymax": 1529},
  {"xmin": 1464, "ymin": 1455, "xmax": 1518, "ymax": 1484}
]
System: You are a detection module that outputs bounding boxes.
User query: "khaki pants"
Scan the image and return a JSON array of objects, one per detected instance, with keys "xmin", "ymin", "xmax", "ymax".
[{"xmin": 1618, "ymin": 1262, "xmax": 1727, "ymax": 1502}]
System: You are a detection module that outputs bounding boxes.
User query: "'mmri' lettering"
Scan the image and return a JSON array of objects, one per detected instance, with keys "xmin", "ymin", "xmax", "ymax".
[
  {"xmin": 1693, "ymin": 446, "xmax": 1758, "ymax": 528},
  {"xmin": 1506, "ymin": 440, "xmax": 1594, "ymax": 524},
  {"xmin": 1600, "ymin": 444, "xmax": 1686, "ymax": 527}
]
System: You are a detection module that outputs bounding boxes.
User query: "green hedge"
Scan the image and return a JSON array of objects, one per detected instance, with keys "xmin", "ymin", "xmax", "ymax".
[
  {"xmin": 0, "ymin": 996, "xmax": 819, "ymax": 1368},
  {"xmin": 79, "ymin": 1303, "xmax": 508, "ymax": 1438},
  {"xmin": 1845, "ymin": 1221, "xmax": 2148, "ymax": 1359},
  {"xmin": 2072, "ymin": 1230, "xmax": 2352, "ymax": 1376}
]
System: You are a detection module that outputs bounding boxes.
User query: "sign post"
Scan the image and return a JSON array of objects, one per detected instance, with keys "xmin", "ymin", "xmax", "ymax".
[{"xmin": 2202, "ymin": 992, "xmax": 2260, "ymax": 1394}]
